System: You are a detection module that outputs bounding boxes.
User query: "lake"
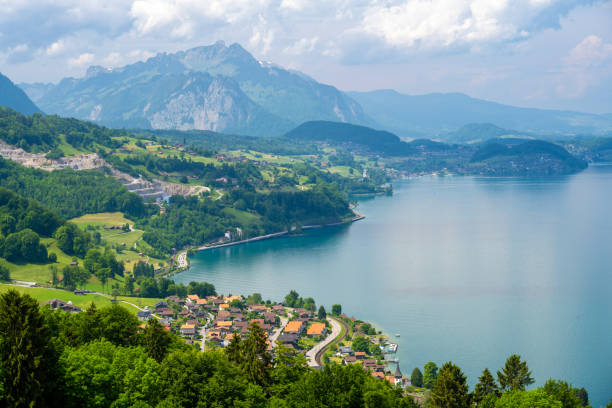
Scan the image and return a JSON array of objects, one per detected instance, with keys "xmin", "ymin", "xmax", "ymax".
[{"xmin": 175, "ymin": 164, "xmax": 612, "ymax": 406}]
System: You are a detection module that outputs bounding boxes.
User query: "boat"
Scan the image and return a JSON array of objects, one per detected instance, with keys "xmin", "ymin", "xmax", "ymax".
[{"xmin": 395, "ymin": 333, "xmax": 400, "ymax": 337}]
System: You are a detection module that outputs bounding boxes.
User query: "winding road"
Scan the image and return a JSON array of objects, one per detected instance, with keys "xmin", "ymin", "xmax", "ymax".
[{"xmin": 306, "ymin": 317, "xmax": 344, "ymax": 367}]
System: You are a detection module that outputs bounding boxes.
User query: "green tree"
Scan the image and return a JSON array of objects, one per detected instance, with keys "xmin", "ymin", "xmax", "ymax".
[
  {"xmin": 241, "ymin": 322, "xmax": 272, "ymax": 387},
  {"xmin": 473, "ymin": 368, "xmax": 500, "ymax": 404},
  {"xmin": 225, "ymin": 333, "xmax": 243, "ymax": 364},
  {"xmin": 351, "ymin": 336, "xmax": 370, "ymax": 353},
  {"xmin": 317, "ymin": 305, "xmax": 327, "ymax": 320},
  {"xmin": 0, "ymin": 290, "xmax": 56, "ymax": 407},
  {"xmin": 331, "ymin": 304, "xmax": 342, "ymax": 315},
  {"xmin": 269, "ymin": 344, "xmax": 309, "ymax": 399},
  {"xmin": 284, "ymin": 290, "xmax": 300, "ymax": 308},
  {"xmin": 98, "ymin": 304, "xmax": 139, "ymax": 346},
  {"xmin": 246, "ymin": 293, "xmax": 263, "ymax": 305},
  {"xmin": 497, "ymin": 354, "xmax": 534, "ymax": 392},
  {"xmin": 0, "ymin": 265, "xmax": 9, "ymax": 282},
  {"xmin": 141, "ymin": 318, "xmax": 172, "ymax": 362},
  {"xmin": 411, "ymin": 367, "xmax": 423, "ymax": 387},
  {"xmin": 430, "ymin": 361, "xmax": 469, "ymax": 408},
  {"xmin": 423, "ymin": 361, "xmax": 439, "ymax": 389},
  {"xmin": 541, "ymin": 379, "xmax": 583, "ymax": 408},
  {"xmin": 495, "ymin": 390, "xmax": 561, "ymax": 408}
]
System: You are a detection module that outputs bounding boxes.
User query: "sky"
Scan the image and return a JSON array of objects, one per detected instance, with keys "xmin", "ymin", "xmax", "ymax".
[{"xmin": 0, "ymin": 0, "xmax": 611, "ymax": 114}]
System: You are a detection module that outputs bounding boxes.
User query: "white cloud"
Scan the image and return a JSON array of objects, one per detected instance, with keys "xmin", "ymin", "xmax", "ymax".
[
  {"xmin": 68, "ymin": 52, "xmax": 95, "ymax": 68},
  {"xmin": 565, "ymin": 35, "xmax": 612, "ymax": 67},
  {"xmin": 46, "ymin": 40, "xmax": 65, "ymax": 56},
  {"xmin": 557, "ymin": 34, "xmax": 612, "ymax": 98},
  {"xmin": 360, "ymin": 0, "xmax": 559, "ymax": 50},
  {"xmin": 284, "ymin": 37, "xmax": 319, "ymax": 55}
]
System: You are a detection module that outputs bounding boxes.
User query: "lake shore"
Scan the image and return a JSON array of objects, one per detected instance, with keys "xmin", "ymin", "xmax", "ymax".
[{"xmin": 194, "ymin": 213, "xmax": 365, "ymax": 253}]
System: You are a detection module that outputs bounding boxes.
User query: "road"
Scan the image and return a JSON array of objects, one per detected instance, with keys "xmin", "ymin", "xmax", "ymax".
[
  {"xmin": 200, "ymin": 326, "xmax": 206, "ymax": 352},
  {"xmin": 306, "ymin": 316, "xmax": 342, "ymax": 367},
  {"xmin": 270, "ymin": 316, "xmax": 289, "ymax": 348}
]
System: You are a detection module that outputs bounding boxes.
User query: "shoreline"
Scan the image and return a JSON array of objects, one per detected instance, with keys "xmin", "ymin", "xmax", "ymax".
[
  {"xmin": 169, "ymin": 213, "xmax": 366, "ymax": 270},
  {"xmin": 197, "ymin": 213, "xmax": 365, "ymax": 252}
]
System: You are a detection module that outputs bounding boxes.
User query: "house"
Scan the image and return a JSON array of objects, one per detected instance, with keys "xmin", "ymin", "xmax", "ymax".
[
  {"xmin": 248, "ymin": 305, "xmax": 267, "ymax": 313},
  {"xmin": 344, "ymin": 356, "xmax": 357, "ymax": 364},
  {"xmin": 157, "ymin": 308, "xmax": 174, "ymax": 319},
  {"xmin": 338, "ymin": 346, "xmax": 354, "ymax": 355},
  {"xmin": 196, "ymin": 298, "xmax": 208, "ymax": 306},
  {"xmin": 355, "ymin": 351, "xmax": 366, "ymax": 360},
  {"xmin": 277, "ymin": 334, "xmax": 299, "ymax": 347},
  {"xmin": 73, "ymin": 289, "xmax": 86, "ymax": 295},
  {"xmin": 263, "ymin": 312, "xmax": 276, "ymax": 324},
  {"xmin": 137, "ymin": 310, "xmax": 152, "ymax": 321},
  {"xmin": 250, "ymin": 318, "xmax": 265, "ymax": 328},
  {"xmin": 219, "ymin": 303, "xmax": 230, "ymax": 310},
  {"xmin": 307, "ymin": 322, "xmax": 327, "ymax": 336},
  {"xmin": 217, "ymin": 310, "xmax": 231, "ymax": 320},
  {"xmin": 166, "ymin": 295, "xmax": 184, "ymax": 305},
  {"xmin": 284, "ymin": 320, "xmax": 304, "ymax": 335},
  {"xmin": 216, "ymin": 320, "xmax": 233, "ymax": 329},
  {"xmin": 271, "ymin": 305, "xmax": 284, "ymax": 312},
  {"xmin": 154, "ymin": 301, "xmax": 168, "ymax": 309},
  {"xmin": 44, "ymin": 299, "xmax": 81, "ymax": 313},
  {"xmin": 187, "ymin": 294, "xmax": 200, "ymax": 303},
  {"xmin": 180, "ymin": 324, "xmax": 196, "ymax": 337},
  {"xmin": 225, "ymin": 295, "xmax": 243, "ymax": 303},
  {"xmin": 371, "ymin": 372, "xmax": 385, "ymax": 379},
  {"xmin": 233, "ymin": 313, "xmax": 246, "ymax": 321}
]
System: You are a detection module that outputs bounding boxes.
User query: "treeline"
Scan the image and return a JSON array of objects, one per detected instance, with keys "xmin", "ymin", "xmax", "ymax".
[
  {"xmin": 0, "ymin": 106, "xmax": 124, "ymax": 152},
  {"xmin": 406, "ymin": 357, "xmax": 594, "ymax": 407},
  {"xmin": 0, "ymin": 159, "xmax": 146, "ymax": 219},
  {"xmin": 0, "ymin": 290, "xmax": 417, "ymax": 408},
  {"xmin": 2, "ymin": 290, "xmax": 604, "ymax": 408}
]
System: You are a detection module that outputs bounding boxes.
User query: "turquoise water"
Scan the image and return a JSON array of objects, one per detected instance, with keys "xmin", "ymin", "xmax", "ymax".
[{"xmin": 175, "ymin": 165, "xmax": 612, "ymax": 406}]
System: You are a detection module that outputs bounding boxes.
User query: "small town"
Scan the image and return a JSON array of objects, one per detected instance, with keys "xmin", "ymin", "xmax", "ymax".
[{"xmin": 124, "ymin": 292, "xmax": 408, "ymax": 387}]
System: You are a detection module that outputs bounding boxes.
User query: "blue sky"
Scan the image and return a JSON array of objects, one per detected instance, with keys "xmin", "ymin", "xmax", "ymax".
[{"xmin": 1, "ymin": 0, "xmax": 611, "ymax": 113}]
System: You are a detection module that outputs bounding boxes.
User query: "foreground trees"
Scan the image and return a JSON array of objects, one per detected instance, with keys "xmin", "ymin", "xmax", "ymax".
[{"xmin": 0, "ymin": 291, "xmax": 595, "ymax": 408}]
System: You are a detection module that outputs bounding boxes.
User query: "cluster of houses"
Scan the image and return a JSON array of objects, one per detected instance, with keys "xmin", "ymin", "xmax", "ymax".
[
  {"xmin": 136, "ymin": 294, "xmax": 329, "ymax": 353},
  {"xmin": 337, "ymin": 344, "xmax": 408, "ymax": 387}
]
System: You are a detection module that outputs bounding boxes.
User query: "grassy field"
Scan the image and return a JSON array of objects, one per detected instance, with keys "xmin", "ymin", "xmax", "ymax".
[
  {"xmin": 0, "ymin": 284, "xmax": 163, "ymax": 314},
  {"xmin": 70, "ymin": 212, "xmax": 168, "ymax": 271},
  {"xmin": 0, "ymin": 283, "xmax": 115, "ymax": 308}
]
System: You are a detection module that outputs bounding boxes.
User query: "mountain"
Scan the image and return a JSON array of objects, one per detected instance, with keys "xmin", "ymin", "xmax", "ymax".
[
  {"xmin": 469, "ymin": 139, "xmax": 587, "ymax": 176},
  {"xmin": 285, "ymin": 121, "xmax": 414, "ymax": 156},
  {"xmin": 20, "ymin": 41, "xmax": 369, "ymax": 136},
  {"xmin": 348, "ymin": 90, "xmax": 612, "ymax": 138},
  {"xmin": 0, "ymin": 72, "xmax": 41, "ymax": 115},
  {"xmin": 444, "ymin": 123, "xmax": 537, "ymax": 144}
]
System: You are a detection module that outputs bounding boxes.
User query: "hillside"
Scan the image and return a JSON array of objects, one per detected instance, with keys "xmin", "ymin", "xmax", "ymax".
[
  {"xmin": 20, "ymin": 42, "xmax": 369, "ymax": 136},
  {"xmin": 348, "ymin": 90, "xmax": 612, "ymax": 138},
  {"xmin": 285, "ymin": 121, "xmax": 415, "ymax": 156},
  {"xmin": 468, "ymin": 139, "xmax": 587, "ymax": 176},
  {"xmin": 0, "ymin": 72, "xmax": 41, "ymax": 115}
]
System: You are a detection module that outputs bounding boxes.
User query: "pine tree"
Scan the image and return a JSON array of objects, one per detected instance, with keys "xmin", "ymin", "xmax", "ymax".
[
  {"xmin": 225, "ymin": 333, "xmax": 242, "ymax": 364},
  {"xmin": 473, "ymin": 368, "xmax": 500, "ymax": 404},
  {"xmin": 317, "ymin": 305, "xmax": 327, "ymax": 320},
  {"xmin": 423, "ymin": 361, "xmax": 439, "ymax": 389},
  {"xmin": 497, "ymin": 354, "xmax": 534, "ymax": 391},
  {"xmin": 411, "ymin": 367, "xmax": 423, "ymax": 387},
  {"xmin": 0, "ymin": 290, "xmax": 55, "ymax": 407},
  {"xmin": 241, "ymin": 322, "xmax": 272, "ymax": 387},
  {"xmin": 142, "ymin": 317, "xmax": 172, "ymax": 362},
  {"xmin": 430, "ymin": 361, "xmax": 469, "ymax": 408}
]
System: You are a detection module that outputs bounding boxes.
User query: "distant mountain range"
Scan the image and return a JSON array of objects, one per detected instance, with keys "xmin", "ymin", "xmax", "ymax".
[
  {"xmin": 20, "ymin": 41, "xmax": 369, "ymax": 136},
  {"xmin": 348, "ymin": 90, "xmax": 612, "ymax": 138},
  {"xmin": 13, "ymin": 41, "xmax": 612, "ymax": 139},
  {"xmin": 0, "ymin": 73, "xmax": 41, "ymax": 115}
]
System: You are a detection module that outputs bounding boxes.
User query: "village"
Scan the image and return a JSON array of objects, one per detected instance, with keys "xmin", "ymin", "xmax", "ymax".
[{"xmin": 124, "ymin": 292, "xmax": 410, "ymax": 388}]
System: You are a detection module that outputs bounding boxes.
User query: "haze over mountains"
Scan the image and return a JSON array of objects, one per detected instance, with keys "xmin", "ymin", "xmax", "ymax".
[
  {"xmin": 0, "ymin": 73, "xmax": 41, "ymax": 115},
  {"xmin": 12, "ymin": 41, "xmax": 612, "ymax": 139}
]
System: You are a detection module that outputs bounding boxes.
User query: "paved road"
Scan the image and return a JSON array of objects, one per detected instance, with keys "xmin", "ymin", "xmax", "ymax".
[
  {"xmin": 270, "ymin": 316, "xmax": 289, "ymax": 348},
  {"xmin": 200, "ymin": 326, "xmax": 206, "ymax": 352},
  {"xmin": 306, "ymin": 317, "xmax": 342, "ymax": 367}
]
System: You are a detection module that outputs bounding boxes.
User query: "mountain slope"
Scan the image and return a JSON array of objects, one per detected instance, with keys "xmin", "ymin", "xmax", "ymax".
[
  {"xmin": 21, "ymin": 42, "xmax": 369, "ymax": 136},
  {"xmin": 348, "ymin": 90, "xmax": 612, "ymax": 138},
  {"xmin": 0, "ymin": 72, "xmax": 41, "ymax": 115}
]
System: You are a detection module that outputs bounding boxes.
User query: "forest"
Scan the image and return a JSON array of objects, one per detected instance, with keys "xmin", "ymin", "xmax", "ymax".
[{"xmin": 0, "ymin": 290, "xmax": 604, "ymax": 408}]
